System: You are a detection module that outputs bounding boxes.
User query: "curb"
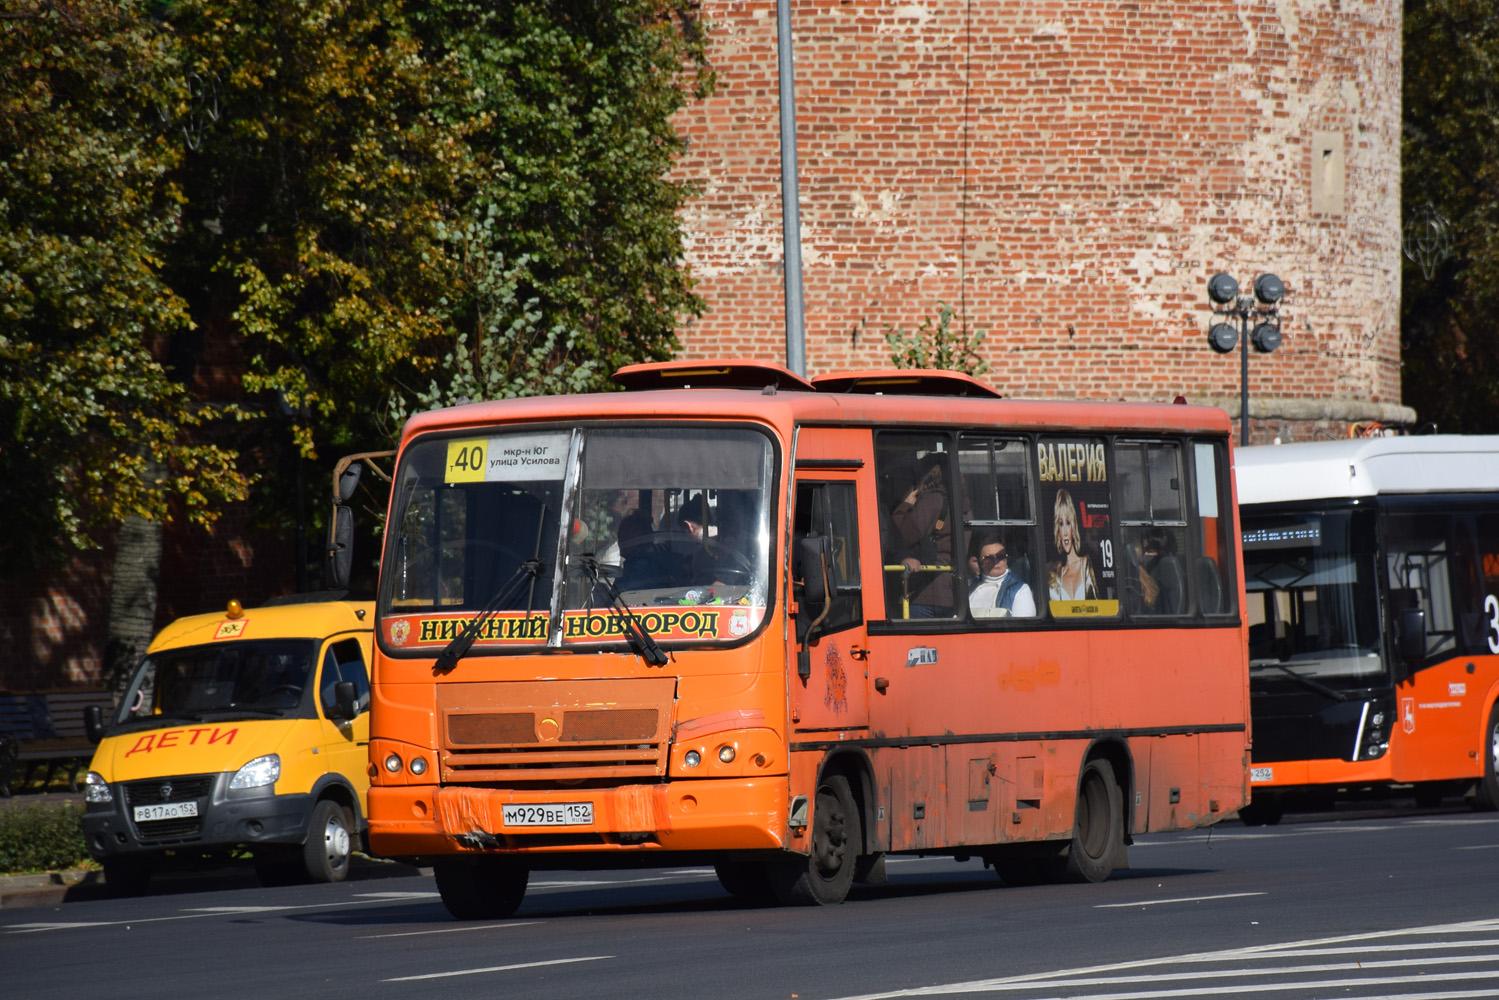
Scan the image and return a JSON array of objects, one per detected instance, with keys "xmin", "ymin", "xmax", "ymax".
[{"xmin": 0, "ymin": 869, "xmax": 104, "ymax": 910}]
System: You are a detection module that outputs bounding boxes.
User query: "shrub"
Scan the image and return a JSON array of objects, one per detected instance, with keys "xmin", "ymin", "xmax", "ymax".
[{"xmin": 0, "ymin": 801, "xmax": 92, "ymax": 873}]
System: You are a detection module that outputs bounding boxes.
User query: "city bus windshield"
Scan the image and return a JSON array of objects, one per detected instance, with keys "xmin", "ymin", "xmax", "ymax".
[
  {"xmin": 1242, "ymin": 507, "xmax": 1385, "ymax": 687},
  {"xmin": 379, "ymin": 424, "xmax": 774, "ymax": 654}
]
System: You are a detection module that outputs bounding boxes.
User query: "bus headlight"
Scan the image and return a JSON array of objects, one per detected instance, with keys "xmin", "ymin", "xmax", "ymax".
[
  {"xmin": 84, "ymin": 771, "xmax": 112, "ymax": 803},
  {"xmin": 409, "ymin": 756, "xmax": 428, "ymax": 776},
  {"xmin": 684, "ymin": 750, "xmax": 701, "ymax": 768},
  {"xmin": 384, "ymin": 753, "xmax": 404, "ymax": 774},
  {"xmin": 230, "ymin": 754, "xmax": 281, "ymax": 789}
]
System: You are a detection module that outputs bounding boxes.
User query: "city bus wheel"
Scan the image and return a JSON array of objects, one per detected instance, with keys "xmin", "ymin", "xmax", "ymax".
[
  {"xmin": 303, "ymin": 800, "xmax": 354, "ymax": 883},
  {"xmin": 1474, "ymin": 703, "xmax": 1499, "ymax": 811},
  {"xmin": 103, "ymin": 857, "xmax": 152, "ymax": 897},
  {"xmin": 1237, "ymin": 795, "xmax": 1284, "ymax": 826},
  {"xmin": 1051, "ymin": 760, "xmax": 1121, "ymax": 883},
  {"xmin": 433, "ymin": 856, "xmax": 529, "ymax": 919},
  {"xmin": 714, "ymin": 860, "xmax": 775, "ymax": 903},
  {"xmin": 768, "ymin": 773, "xmax": 860, "ymax": 905}
]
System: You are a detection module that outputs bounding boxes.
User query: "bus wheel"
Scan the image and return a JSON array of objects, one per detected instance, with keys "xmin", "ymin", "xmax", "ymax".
[
  {"xmin": 303, "ymin": 800, "xmax": 354, "ymax": 883},
  {"xmin": 1050, "ymin": 760, "xmax": 1121, "ymax": 883},
  {"xmin": 434, "ymin": 856, "xmax": 529, "ymax": 919},
  {"xmin": 1237, "ymin": 796, "xmax": 1284, "ymax": 826},
  {"xmin": 715, "ymin": 860, "xmax": 775, "ymax": 903},
  {"xmin": 1474, "ymin": 703, "xmax": 1499, "ymax": 811},
  {"xmin": 769, "ymin": 773, "xmax": 860, "ymax": 905}
]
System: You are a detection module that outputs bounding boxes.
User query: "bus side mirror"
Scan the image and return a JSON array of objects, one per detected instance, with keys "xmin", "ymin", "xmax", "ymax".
[
  {"xmin": 85, "ymin": 704, "xmax": 106, "ymax": 744},
  {"xmin": 326, "ymin": 504, "xmax": 354, "ymax": 590},
  {"xmin": 330, "ymin": 681, "xmax": 359, "ymax": 722},
  {"xmin": 1398, "ymin": 607, "xmax": 1426, "ymax": 662},
  {"xmin": 797, "ymin": 535, "xmax": 830, "ymax": 606}
]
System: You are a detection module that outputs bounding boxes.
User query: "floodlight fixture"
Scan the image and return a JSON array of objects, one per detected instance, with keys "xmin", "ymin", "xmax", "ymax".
[
  {"xmin": 1208, "ymin": 323, "xmax": 1239, "ymax": 353},
  {"xmin": 1251, "ymin": 321, "xmax": 1282, "ymax": 353},
  {"xmin": 1253, "ymin": 273, "xmax": 1285, "ymax": 305},
  {"xmin": 1207, "ymin": 273, "xmax": 1240, "ymax": 305}
]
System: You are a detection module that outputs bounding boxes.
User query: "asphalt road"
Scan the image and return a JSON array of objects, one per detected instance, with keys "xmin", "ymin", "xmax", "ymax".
[{"xmin": 4, "ymin": 804, "xmax": 1498, "ymax": 1000}]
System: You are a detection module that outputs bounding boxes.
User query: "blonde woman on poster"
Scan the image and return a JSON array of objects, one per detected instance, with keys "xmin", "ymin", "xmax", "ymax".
[{"xmin": 1048, "ymin": 487, "xmax": 1098, "ymax": 601}]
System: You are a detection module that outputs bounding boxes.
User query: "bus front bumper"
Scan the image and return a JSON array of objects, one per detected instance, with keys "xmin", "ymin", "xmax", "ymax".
[
  {"xmin": 368, "ymin": 777, "xmax": 788, "ymax": 857},
  {"xmin": 1249, "ymin": 756, "xmax": 1393, "ymax": 790}
]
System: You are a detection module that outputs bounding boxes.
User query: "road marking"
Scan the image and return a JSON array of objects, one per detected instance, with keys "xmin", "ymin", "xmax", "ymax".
[
  {"xmin": 1095, "ymin": 892, "xmax": 1265, "ymax": 908},
  {"xmin": 4, "ymin": 897, "xmax": 375, "ymax": 934},
  {"xmin": 382, "ymin": 955, "xmax": 612, "ymax": 982},
  {"xmin": 818, "ymin": 919, "xmax": 1499, "ymax": 1000},
  {"xmin": 358, "ymin": 921, "xmax": 540, "ymax": 939}
]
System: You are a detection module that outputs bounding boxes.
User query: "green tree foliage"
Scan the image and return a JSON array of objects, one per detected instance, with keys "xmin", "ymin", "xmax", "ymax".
[
  {"xmin": 885, "ymin": 302, "xmax": 990, "ymax": 378},
  {"xmin": 396, "ymin": 0, "xmax": 712, "ymax": 413},
  {"xmin": 0, "ymin": 1, "xmax": 247, "ymax": 568},
  {"xmin": 1402, "ymin": 0, "xmax": 1499, "ymax": 433}
]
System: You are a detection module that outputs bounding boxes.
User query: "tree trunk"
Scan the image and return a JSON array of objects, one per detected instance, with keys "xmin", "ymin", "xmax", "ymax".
[{"xmin": 104, "ymin": 507, "xmax": 163, "ymax": 699}]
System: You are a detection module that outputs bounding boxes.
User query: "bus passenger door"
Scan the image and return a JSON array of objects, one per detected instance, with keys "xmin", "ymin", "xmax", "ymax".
[{"xmin": 790, "ymin": 477, "xmax": 870, "ymax": 734}]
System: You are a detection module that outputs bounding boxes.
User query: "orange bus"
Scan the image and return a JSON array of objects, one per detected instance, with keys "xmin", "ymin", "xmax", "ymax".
[
  {"xmin": 358, "ymin": 360, "xmax": 1249, "ymax": 917},
  {"xmin": 1236, "ymin": 435, "xmax": 1499, "ymax": 823}
]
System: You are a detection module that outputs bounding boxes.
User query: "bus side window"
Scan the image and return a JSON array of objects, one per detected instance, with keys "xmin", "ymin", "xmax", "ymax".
[
  {"xmin": 1192, "ymin": 442, "xmax": 1233, "ymax": 616},
  {"xmin": 876, "ymin": 432, "xmax": 960, "ymax": 620},
  {"xmin": 959, "ymin": 435, "xmax": 1041, "ymax": 621},
  {"xmin": 1117, "ymin": 441, "xmax": 1189, "ymax": 616},
  {"xmin": 793, "ymin": 481, "xmax": 862, "ymax": 636},
  {"xmin": 1385, "ymin": 513, "xmax": 1459, "ymax": 664}
]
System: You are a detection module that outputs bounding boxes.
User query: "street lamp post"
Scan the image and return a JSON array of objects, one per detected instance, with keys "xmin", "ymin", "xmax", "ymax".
[{"xmin": 1207, "ymin": 272, "xmax": 1285, "ymax": 447}]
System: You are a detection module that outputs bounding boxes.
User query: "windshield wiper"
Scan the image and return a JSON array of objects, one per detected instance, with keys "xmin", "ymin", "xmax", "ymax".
[
  {"xmin": 579, "ymin": 554, "xmax": 669, "ymax": 667},
  {"xmin": 1256, "ymin": 662, "xmax": 1349, "ymax": 703},
  {"xmin": 433, "ymin": 506, "xmax": 549, "ymax": 675}
]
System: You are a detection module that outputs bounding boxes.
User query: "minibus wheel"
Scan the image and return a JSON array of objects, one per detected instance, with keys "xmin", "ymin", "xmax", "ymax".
[
  {"xmin": 1475, "ymin": 703, "xmax": 1499, "ymax": 811},
  {"xmin": 768, "ymin": 773, "xmax": 860, "ymax": 905},
  {"xmin": 103, "ymin": 857, "xmax": 151, "ymax": 897},
  {"xmin": 1049, "ymin": 760, "xmax": 1121, "ymax": 883},
  {"xmin": 434, "ymin": 856, "xmax": 529, "ymax": 919},
  {"xmin": 303, "ymin": 800, "xmax": 354, "ymax": 883}
]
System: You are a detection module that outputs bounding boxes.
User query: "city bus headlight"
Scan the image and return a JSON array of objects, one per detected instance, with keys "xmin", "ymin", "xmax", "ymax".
[
  {"xmin": 672, "ymin": 729, "xmax": 781, "ymax": 777},
  {"xmin": 384, "ymin": 753, "xmax": 404, "ymax": 774},
  {"xmin": 684, "ymin": 750, "xmax": 701, "ymax": 768},
  {"xmin": 409, "ymin": 756, "xmax": 428, "ymax": 776},
  {"xmin": 84, "ymin": 771, "xmax": 112, "ymax": 804}
]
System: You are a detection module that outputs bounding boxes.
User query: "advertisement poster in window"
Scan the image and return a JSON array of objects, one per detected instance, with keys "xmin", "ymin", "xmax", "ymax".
[{"xmin": 1038, "ymin": 438, "xmax": 1119, "ymax": 617}]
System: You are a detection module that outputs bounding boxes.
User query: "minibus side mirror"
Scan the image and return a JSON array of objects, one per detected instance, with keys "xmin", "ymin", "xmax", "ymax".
[
  {"xmin": 85, "ymin": 704, "xmax": 106, "ymax": 744},
  {"xmin": 331, "ymin": 681, "xmax": 359, "ymax": 722},
  {"xmin": 1397, "ymin": 607, "xmax": 1426, "ymax": 662}
]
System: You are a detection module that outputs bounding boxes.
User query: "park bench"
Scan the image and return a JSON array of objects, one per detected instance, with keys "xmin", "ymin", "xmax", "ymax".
[{"xmin": 0, "ymin": 690, "xmax": 115, "ymax": 796}]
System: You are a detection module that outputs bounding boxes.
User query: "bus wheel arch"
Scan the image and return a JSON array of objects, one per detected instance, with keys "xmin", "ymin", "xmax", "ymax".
[
  {"xmin": 1474, "ymin": 699, "xmax": 1499, "ymax": 811},
  {"xmin": 1053, "ymin": 743, "xmax": 1130, "ymax": 883},
  {"xmin": 770, "ymin": 753, "xmax": 868, "ymax": 905}
]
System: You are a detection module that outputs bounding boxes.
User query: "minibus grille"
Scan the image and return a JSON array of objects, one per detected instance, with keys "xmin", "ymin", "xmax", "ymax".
[
  {"xmin": 122, "ymin": 775, "xmax": 213, "ymax": 844},
  {"xmin": 440, "ymin": 707, "xmax": 668, "ymax": 782}
]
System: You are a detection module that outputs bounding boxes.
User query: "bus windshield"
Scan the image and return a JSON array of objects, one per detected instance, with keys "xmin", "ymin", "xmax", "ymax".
[
  {"xmin": 1242, "ymin": 507, "xmax": 1384, "ymax": 686},
  {"xmin": 380, "ymin": 424, "xmax": 774, "ymax": 652}
]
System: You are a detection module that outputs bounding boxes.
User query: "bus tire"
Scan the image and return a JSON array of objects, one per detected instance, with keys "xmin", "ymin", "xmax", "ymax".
[
  {"xmin": 715, "ymin": 860, "xmax": 775, "ymax": 903},
  {"xmin": 1237, "ymin": 795, "xmax": 1284, "ymax": 826},
  {"xmin": 768, "ymin": 773, "xmax": 860, "ymax": 905},
  {"xmin": 434, "ymin": 856, "xmax": 529, "ymax": 920},
  {"xmin": 1050, "ymin": 760, "xmax": 1121, "ymax": 883},
  {"xmin": 303, "ymin": 800, "xmax": 354, "ymax": 883},
  {"xmin": 1474, "ymin": 702, "xmax": 1499, "ymax": 811}
]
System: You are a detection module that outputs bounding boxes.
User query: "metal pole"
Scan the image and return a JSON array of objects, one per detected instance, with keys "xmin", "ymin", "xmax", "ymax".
[
  {"xmin": 776, "ymin": 0, "xmax": 806, "ymax": 377},
  {"xmin": 1239, "ymin": 306, "xmax": 1250, "ymax": 447}
]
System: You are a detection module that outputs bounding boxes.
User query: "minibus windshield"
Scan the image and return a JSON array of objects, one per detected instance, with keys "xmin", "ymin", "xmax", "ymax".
[{"xmin": 115, "ymin": 639, "xmax": 318, "ymax": 728}]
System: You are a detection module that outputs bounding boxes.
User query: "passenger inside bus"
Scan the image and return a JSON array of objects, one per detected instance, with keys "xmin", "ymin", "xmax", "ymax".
[
  {"xmin": 967, "ymin": 532, "xmax": 1036, "ymax": 618},
  {"xmin": 891, "ymin": 454, "xmax": 957, "ymax": 617}
]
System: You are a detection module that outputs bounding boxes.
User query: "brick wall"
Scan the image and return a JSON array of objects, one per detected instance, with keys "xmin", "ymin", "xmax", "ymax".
[{"xmin": 673, "ymin": 0, "xmax": 1405, "ymax": 435}]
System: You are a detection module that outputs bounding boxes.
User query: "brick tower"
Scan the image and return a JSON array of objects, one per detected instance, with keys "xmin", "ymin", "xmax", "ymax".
[{"xmin": 672, "ymin": 1, "xmax": 1411, "ymax": 442}]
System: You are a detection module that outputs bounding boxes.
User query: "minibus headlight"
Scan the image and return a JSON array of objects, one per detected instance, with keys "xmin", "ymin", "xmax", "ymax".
[
  {"xmin": 230, "ymin": 754, "xmax": 280, "ymax": 789},
  {"xmin": 684, "ymin": 750, "xmax": 701, "ymax": 768},
  {"xmin": 409, "ymin": 756, "xmax": 428, "ymax": 776},
  {"xmin": 84, "ymin": 771, "xmax": 112, "ymax": 803},
  {"xmin": 718, "ymin": 744, "xmax": 736, "ymax": 764},
  {"xmin": 384, "ymin": 753, "xmax": 404, "ymax": 774}
]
